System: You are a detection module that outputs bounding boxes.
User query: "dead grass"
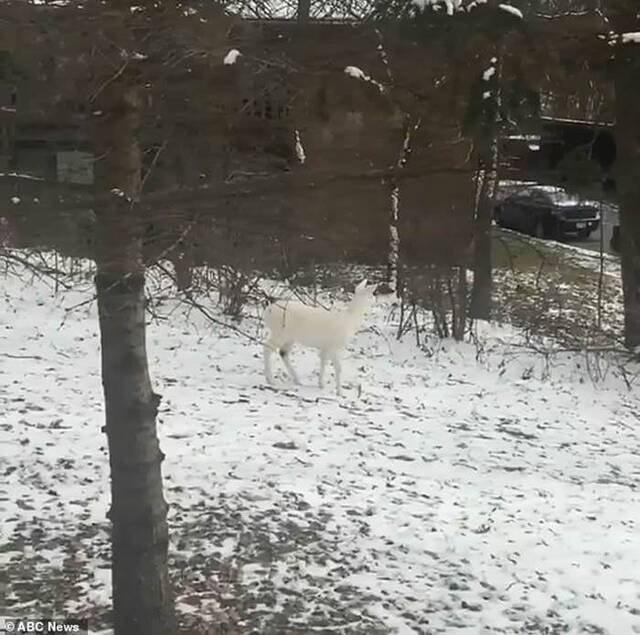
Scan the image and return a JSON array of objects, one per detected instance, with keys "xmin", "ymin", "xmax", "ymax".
[{"xmin": 491, "ymin": 228, "xmax": 623, "ymax": 348}]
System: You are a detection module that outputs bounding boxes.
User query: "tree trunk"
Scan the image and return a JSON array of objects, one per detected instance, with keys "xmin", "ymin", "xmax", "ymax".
[
  {"xmin": 470, "ymin": 51, "xmax": 500, "ymax": 321},
  {"xmin": 297, "ymin": 0, "xmax": 311, "ymax": 22},
  {"xmin": 93, "ymin": 81, "xmax": 176, "ymax": 635},
  {"xmin": 386, "ymin": 183, "xmax": 400, "ymax": 294},
  {"xmin": 170, "ymin": 250, "xmax": 194, "ymax": 292},
  {"xmin": 385, "ymin": 118, "xmax": 420, "ymax": 295},
  {"xmin": 452, "ymin": 266, "xmax": 468, "ymax": 341},
  {"xmin": 609, "ymin": 5, "xmax": 640, "ymax": 348},
  {"xmin": 470, "ymin": 136, "xmax": 498, "ymax": 320}
]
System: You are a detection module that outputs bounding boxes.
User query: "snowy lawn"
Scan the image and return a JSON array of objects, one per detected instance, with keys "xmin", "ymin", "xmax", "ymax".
[
  {"xmin": 1, "ymin": 256, "xmax": 640, "ymax": 634},
  {"xmin": 493, "ymin": 228, "xmax": 624, "ymax": 347}
]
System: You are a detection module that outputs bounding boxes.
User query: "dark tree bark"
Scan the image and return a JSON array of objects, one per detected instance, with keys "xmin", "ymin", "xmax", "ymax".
[
  {"xmin": 385, "ymin": 118, "xmax": 420, "ymax": 296},
  {"xmin": 607, "ymin": 2, "xmax": 640, "ymax": 349},
  {"xmin": 469, "ymin": 139, "xmax": 498, "ymax": 320},
  {"xmin": 93, "ymin": 80, "xmax": 176, "ymax": 635},
  {"xmin": 170, "ymin": 250, "xmax": 194, "ymax": 291},
  {"xmin": 453, "ymin": 265, "xmax": 468, "ymax": 341},
  {"xmin": 297, "ymin": 0, "xmax": 311, "ymax": 22},
  {"xmin": 469, "ymin": 51, "xmax": 500, "ymax": 322}
]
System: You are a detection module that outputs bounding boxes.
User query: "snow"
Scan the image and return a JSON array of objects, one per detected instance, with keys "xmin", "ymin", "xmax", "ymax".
[
  {"xmin": 504, "ymin": 134, "xmax": 541, "ymax": 141},
  {"xmin": 0, "ymin": 172, "xmax": 44, "ymax": 181},
  {"xmin": 2, "ymin": 253, "xmax": 640, "ymax": 633},
  {"xmin": 344, "ymin": 65, "xmax": 385, "ymax": 93},
  {"xmin": 498, "ymin": 3, "xmax": 523, "ymax": 19},
  {"xmin": 466, "ymin": 0, "xmax": 488, "ymax": 10},
  {"xmin": 412, "ymin": 0, "xmax": 462, "ymax": 15},
  {"xmin": 294, "ymin": 129, "xmax": 306, "ymax": 164},
  {"xmin": 10, "ymin": 196, "xmax": 20, "ymax": 204},
  {"xmin": 223, "ymin": 49, "xmax": 241, "ymax": 65},
  {"xmin": 609, "ymin": 31, "xmax": 640, "ymax": 46},
  {"xmin": 622, "ymin": 32, "xmax": 640, "ymax": 44},
  {"xmin": 482, "ymin": 66, "xmax": 496, "ymax": 81},
  {"xmin": 483, "ymin": 90, "xmax": 492, "ymax": 100},
  {"xmin": 344, "ymin": 65, "xmax": 366, "ymax": 80}
]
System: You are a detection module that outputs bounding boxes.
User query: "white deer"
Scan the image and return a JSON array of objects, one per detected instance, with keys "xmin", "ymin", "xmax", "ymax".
[{"xmin": 262, "ymin": 280, "xmax": 376, "ymax": 395}]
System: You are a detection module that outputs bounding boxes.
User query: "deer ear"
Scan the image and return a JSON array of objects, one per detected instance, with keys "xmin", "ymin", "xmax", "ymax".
[{"xmin": 355, "ymin": 279, "xmax": 368, "ymax": 292}]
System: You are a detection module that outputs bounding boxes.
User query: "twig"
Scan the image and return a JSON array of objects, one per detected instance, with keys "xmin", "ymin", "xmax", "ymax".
[
  {"xmin": 140, "ymin": 140, "xmax": 168, "ymax": 193},
  {"xmin": 154, "ymin": 261, "xmax": 265, "ymax": 346},
  {"xmin": 90, "ymin": 60, "xmax": 129, "ymax": 103}
]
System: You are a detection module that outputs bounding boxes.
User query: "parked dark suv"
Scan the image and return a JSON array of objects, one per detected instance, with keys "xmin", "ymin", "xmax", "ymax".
[{"xmin": 494, "ymin": 185, "xmax": 601, "ymax": 239}]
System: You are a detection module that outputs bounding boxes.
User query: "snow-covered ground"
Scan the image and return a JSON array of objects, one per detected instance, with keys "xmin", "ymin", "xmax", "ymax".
[{"xmin": 2, "ymin": 255, "xmax": 640, "ymax": 634}]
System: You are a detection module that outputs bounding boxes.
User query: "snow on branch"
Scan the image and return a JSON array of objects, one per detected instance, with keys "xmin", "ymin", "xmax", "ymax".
[
  {"xmin": 621, "ymin": 32, "xmax": 640, "ymax": 44},
  {"xmin": 412, "ymin": 0, "xmax": 523, "ymax": 18},
  {"xmin": 482, "ymin": 66, "xmax": 496, "ymax": 81},
  {"xmin": 344, "ymin": 66, "xmax": 385, "ymax": 93},
  {"xmin": 498, "ymin": 4, "xmax": 523, "ymax": 19},
  {"xmin": 605, "ymin": 31, "xmax": 640, "ymax": 46},
  {"xmin": 466, "ymin": 0, "xmax": 487, "ymax": 10},
  {"xmin": 294, "ymin": 130, "xmax": 306, "ymax": 164},
  {"xmin": 412, "ymin": 0, "xmax": 462, "ymax": 16},
  {"xmin": 223, "ymin": 49, "xmax": 241, "ymax": 65},
  {"xmin": 0, "ymin": 172, "xmax": 44, "ymax": 181}
]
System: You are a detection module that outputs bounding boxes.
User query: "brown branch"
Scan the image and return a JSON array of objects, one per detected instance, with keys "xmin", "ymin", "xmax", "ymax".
[
  {"xmin": 154, "ymin": 261, "xmax": 265, "ymax": 345},
  {"xmin": 89, "ymin": 59, "xmax": 129, "ymax": 103}
]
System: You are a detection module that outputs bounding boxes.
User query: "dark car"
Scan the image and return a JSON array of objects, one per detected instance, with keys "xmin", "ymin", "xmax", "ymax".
[{"xmin": 494, "ymin": 185, "xmax": 601, "ymax": 239}]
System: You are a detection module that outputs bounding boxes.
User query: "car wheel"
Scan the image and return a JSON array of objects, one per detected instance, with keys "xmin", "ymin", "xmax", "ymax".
[{"xmin": 577, "ymin": 228, "xmax": 591, "ymax": 239}]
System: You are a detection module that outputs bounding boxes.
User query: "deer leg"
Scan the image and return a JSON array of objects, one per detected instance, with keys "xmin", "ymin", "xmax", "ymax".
[
  {"xmin": 319, "ymin": 351, "xmax": 328, "ymax": 388},
  {"xmin": 330, "ymin": 351, "xmax": 342, "ymax": 396},
  {"xmin": 280, "ymin": 342, "xmax": 300, "ymax": 385},
  {"xmin": 263, "ymin": 340, "xmax": 276, "ymax": 384}
]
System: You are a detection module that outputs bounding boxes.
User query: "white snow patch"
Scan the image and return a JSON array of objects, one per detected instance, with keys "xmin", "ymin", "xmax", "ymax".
[
  {"xmin": 344, "ymin": 65, "xmax": 385, "ymax": 93},
  {"xmin": 0, "ymin": 172, "xmax": 44, "ymax": 181},
  {"xmin": 504, "ymin": 134, "xmax": 541, "ymax": 141},
  {"xmin": 608, "ymin": 31, "xmax": 640, "ymax": 46},
  {"xmin": 344, "ymin": 65, "xmax": 366, "ymax": 80},
  {"xmin": 412, "ymin": 0, "xmax": 462, "ymax": 15},
  {"xmin": 294, "ymin": 129, "xmax": 306, "ymax": 164},
  {"xmin": 483, "ymin": 66, "xmax": 496, "ymax": 81},
  {"xmin": 466, "ymin": 0, "xmax": 487, "ymax": 10},
  {"xmin": 10, "ymin": 196, "xmax": 20, "ymax": 204},
  {"xmin": 1, "ymin": 254, "xmax": 639, "ymax": 634},
  {"xmin": 622, "ymin": 32, "xmax": 640, "ymax": 44},
  {"xmin": 223, "ymin": 49, "xmax": 241, "ymax": 65},
  {"xmin": 499, "ymin": 3, "xmax": 523, "ymax": 18}
]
